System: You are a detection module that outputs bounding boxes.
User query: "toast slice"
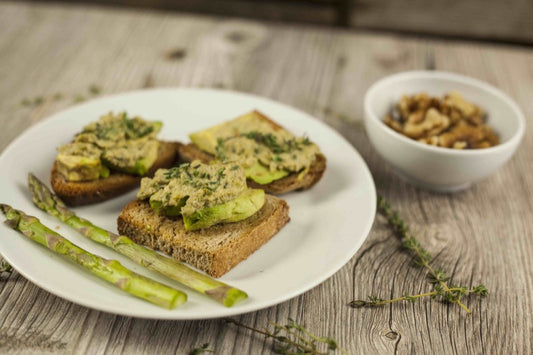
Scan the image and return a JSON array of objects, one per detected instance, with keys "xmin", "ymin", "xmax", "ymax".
[
  {"xmin": 177, "ymin": 110, "xmax": 327, "ymax": 194},
  {"xmin": 51, "ymin": 141, "xmax": 179, "ymax": 206},
  {"xmin": 117, "ymin": 195, "xmax": 290, "ymax": 278}
]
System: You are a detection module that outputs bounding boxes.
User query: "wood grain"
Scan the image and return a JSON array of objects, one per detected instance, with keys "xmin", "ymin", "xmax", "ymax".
[
  {"xmin": 351, "ymin": 0, "xmax": 533, "ymax": 45},
  {"xmin": 0, "ymin": 1, "xmax": 532, "ymax": 354}
]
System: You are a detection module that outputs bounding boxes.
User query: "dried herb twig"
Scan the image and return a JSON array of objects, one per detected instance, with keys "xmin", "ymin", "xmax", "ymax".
[
  {"xmin": 189, "ymin": 343, "xmax": 213, "ymax": 355},
  {"xmin": 350, "ymin": 285, "xmax": 488, "ymax": 308},
  {"xmin": 0, "ymin": 258, "xmax": 12, "ymax": 274},
  {"xmin": 225, "ymin": 318, "xmax": 345, "ymax": 354},
  {"xmin": 351, "ymin": 196, "xmax": 488, "ymax": 313}
]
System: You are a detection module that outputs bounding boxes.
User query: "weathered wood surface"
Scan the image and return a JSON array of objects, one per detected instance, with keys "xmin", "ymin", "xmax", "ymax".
[
  {"xmin": 17, "ymin": 0, "xmax": 533, "ymax": 44},
  {"xmin": 0, "ymin": 1, "xmax": 532, "ymax": 354},
  {"xmin": 351, "ymin": 0, "xmax": 533, "ymax": 44},
  {"xmin": 29, "ymin": 0, "xmax": 342, "ymax": 25}
]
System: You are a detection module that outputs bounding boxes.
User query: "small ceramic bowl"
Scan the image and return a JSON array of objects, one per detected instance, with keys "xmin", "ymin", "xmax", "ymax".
[{"xmin": 364, "ymin": 71, "xmax": 525, "ymax": 192}]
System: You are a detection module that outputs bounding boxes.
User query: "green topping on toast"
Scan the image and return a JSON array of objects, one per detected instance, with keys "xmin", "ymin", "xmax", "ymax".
[
  {"xmin": 188, "ymin": 111, "xmax": 320, "ymax": 184},
  {"xmin": 55, "ymin": 112, "xmax": 162, "ymax": 181},
  {"xmin": 138, "ymin": 161, "xmax": 265, "ymax": 230}
]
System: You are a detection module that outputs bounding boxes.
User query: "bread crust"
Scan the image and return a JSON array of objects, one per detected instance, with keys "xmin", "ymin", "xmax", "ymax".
[
  {"xmin": 117, "ymin": 195, "xmax": 290, "ymax": 278},
  {"xmin": 176, "ymin": 143, "xmax": 326, "ymax": 194},
  {"xmin": 51, "ymin": 141, "xmax": 179, "ymax": 206}
]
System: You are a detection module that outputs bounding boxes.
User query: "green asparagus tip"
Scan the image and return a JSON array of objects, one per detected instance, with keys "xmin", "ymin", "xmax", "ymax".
[
  {"xmin": 28, "ymin": 173, "xmax": 72, "ymax": 220},
  {"xmin": 0, "ymin": 204, "xmax": 19, "ymax": 226},
  {"xmin": 0, "ymin": 203, "xmax": 9, "ymax": 213}
]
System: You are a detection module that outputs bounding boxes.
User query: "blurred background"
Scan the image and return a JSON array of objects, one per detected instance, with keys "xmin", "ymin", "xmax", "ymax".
[{"xmin": 17, "ymin": 0, "xmax": 533, "ymax": 45}]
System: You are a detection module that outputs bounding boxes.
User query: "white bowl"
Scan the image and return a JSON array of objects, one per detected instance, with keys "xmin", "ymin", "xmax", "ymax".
[{"xmin": 364, "ymin": 71, "xmax": 525, "ymax": 192}]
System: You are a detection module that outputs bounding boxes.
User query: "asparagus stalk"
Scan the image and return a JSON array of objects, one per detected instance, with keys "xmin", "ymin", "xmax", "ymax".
[
  {"xmin": 29, "ymin": 173, "xmax": 248, "ymax": 307},
  {"xmin": 0, "ymin": 204, "xmax": 186, "ymax": 309}
]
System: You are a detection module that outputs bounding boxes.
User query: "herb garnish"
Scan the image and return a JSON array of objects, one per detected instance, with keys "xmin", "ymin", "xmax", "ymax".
[
  {"xmin": 162, "ymin": 163, "xmax": 229, "ymax": 192},
  {"xmin": 241, "ymin": 131, "xmax": 312, "ymax": 154},
  {"xmin": 225, "ymin": 318, "xmax": 345, "ymax": 354},
  {"xmin": 350, "ymin": 196, "xmax": 488, "ymax": 313},
  {"xmin": 0, "ymin": 258, "xmax": 12, "ymax": 274},
  {"xmin": 89, "ymin": 84, "xmax": 101, "ymax": 95},
  {"xmin": 18, "ymin": 85, "xmax": 102, "ymax": 108},
  {"xmin": 215, "ymin": 138, "xmax": 226, "ymax": 160},
  {"xmin": 189, "ymin": 343, "xmax": 213, "ymax": 355},
  {"xmin": 123, "ymin": 114, "xmax": 155, "ymax": 139}
]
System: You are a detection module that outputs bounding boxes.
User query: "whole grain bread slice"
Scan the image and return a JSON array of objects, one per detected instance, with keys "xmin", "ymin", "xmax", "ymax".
[
  {"xmin": 176, "ymin": 144, "xmax": 326, "ymax": 195},
  {"xmin": 51, "ymin": 141, "xmax": 179, "ymax": 206},
  {"xmin": 117, "ymin": 195, "xmax": 290, "ymax": 278}
]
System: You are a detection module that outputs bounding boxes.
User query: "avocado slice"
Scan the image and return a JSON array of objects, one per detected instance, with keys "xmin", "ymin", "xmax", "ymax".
[
  {"xmin": 101, "ymin": 140, "xmax": 159, "ymax": 176},
  {"xmin": 189, "ymin": 131, "xmax": 218, "ymax": 155},
  {"xmin": 150, "ymin": 196, "xmax": 188, "ymax": 216},
  {"xmin": 189, "ymin": 112, "xmax": 278, "ymax": 155},
  {"xmin": 56, "ymin": 143, "xmax": 109, "ymax": 181},
  {"xmin": 183, "ymin": 189, "xmax": 265, "ymax": 231},
  {"xmin": 245, "ymin": 162, "xmax": 289, "ymax": 185}
]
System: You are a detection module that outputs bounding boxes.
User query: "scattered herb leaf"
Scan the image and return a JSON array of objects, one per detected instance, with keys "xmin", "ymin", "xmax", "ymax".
[
  {"xmin": 165, "ymin": 48, "xmax": 187, "ymax": 61},
  {"xmin": 0, "ymin": 258, "xmax": 12, "ymax": 274},
  {"xmin": 18, "ymin": 85, "xmax": 102, "ymax": 109},
  {"xmin": 225, "ymin": 318, "xmax": 345, "ymax": 354},
  {"xmin": 189, "ymin": 343, "xmax": 213, "ymax": 355},
  {"xmin": 89, "ymin": 85, "xmax": 101, "ymax": 95},
  {"xmin": 73, "ymin": 95, "xmax": 86, "ymax": 103}
]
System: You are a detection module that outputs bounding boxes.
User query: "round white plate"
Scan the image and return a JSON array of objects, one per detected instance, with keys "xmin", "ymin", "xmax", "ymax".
[{"xmin": 0, "ymin": 88, "xmax": 376, "ymax": 319}]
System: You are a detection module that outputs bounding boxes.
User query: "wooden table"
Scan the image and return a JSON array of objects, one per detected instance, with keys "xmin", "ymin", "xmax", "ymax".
[{"xmin": 1, "ymin": 2, "xmax": 532, "ymax": 354}]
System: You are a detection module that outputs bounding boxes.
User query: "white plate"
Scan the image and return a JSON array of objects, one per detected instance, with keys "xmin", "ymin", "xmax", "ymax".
[{"xmin": 0, "ymin": 88, "xmax": 376, "ymax": 319}]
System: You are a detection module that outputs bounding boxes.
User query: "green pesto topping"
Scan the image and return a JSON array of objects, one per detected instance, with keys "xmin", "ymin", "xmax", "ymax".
[
  {"xmin": 138, "ymin": 160, "xmax": 248, "ymax": 217},
  {"xmin": 188, "ymin": 112, "xmax": 320, "ymax": 184},
  {"xmin": 55, "ymin": 112, "xmax": 162, "ymax": 181},
  {"xmin": 215, "ymin": 131, "xmax": 319, "ymax": 173},
  {"xmin": 82, "ymin": 112, "xmax": 160, "ymax": 142}
]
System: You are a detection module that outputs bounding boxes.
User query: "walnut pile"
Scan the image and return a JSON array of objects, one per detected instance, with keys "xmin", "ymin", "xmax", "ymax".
[{"xmin": 384, "ymin": 92, "xmax": 499, "ymax": 149}]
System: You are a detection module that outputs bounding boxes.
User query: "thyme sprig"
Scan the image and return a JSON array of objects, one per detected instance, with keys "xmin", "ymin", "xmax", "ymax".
[
  {"xmin": 350, "ymin": 285, "xmax": 488, "ymax": 308},
  {"xmin": 225, "ymin": 318, "xmax": 345, "ymax": 355},
  {"xmin": 351, "ymin": 196, "xmax": 488, "ymax": 313},
  {"xmin": 0, "ymin": 258, "xmax": 12, "ymax": 274},
  {"xmin": 189, "ymin": 343, "xmax": 213, "ymax": 355}
]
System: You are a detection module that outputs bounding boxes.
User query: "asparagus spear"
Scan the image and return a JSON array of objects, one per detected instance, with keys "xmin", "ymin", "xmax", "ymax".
[
  {"xmin": 29, "ymin": 173, "xmax": 248, "ymax": 307},
  {"xmin": 0, "ymin": 204, "xmax": 186, "ymax": 309}
]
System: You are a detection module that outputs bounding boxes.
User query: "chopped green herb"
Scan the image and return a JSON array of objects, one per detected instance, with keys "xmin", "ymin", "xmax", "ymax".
[
  {"xmin": 189, "ymin": 343, "xmax": 213, "ymax": 355},
  {"xmin": 20, "ymin": 98, "xmax": 32, "ymax": 107},
  {"xmin": 241, "ymin": 131, "xmax": 313, "ymax": 154},
  {"xmin": 89, "ymin": 85, "xmax": 101, "ymax": 95},
  {"xmin": 73, "ymin": 95, "xmax": 86, "ymax": 103}
]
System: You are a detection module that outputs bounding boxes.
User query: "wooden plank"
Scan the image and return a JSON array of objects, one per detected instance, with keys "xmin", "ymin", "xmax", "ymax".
[
  {"xmin": 23, "ymin": 0, "xmax": 340, "ymax": 25},
  {"xmin": 351, "ymin": 0, "xmax": 533, "ymax": 44},
  {"xmin": 0, "ymin": 2, "xmax": 532, "ymax": 354}
]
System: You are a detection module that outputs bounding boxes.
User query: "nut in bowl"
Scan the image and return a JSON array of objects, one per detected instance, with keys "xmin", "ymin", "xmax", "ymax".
[{"xmin": 364, "ymin": 71, "xmax": 525, "ymax": 192}]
